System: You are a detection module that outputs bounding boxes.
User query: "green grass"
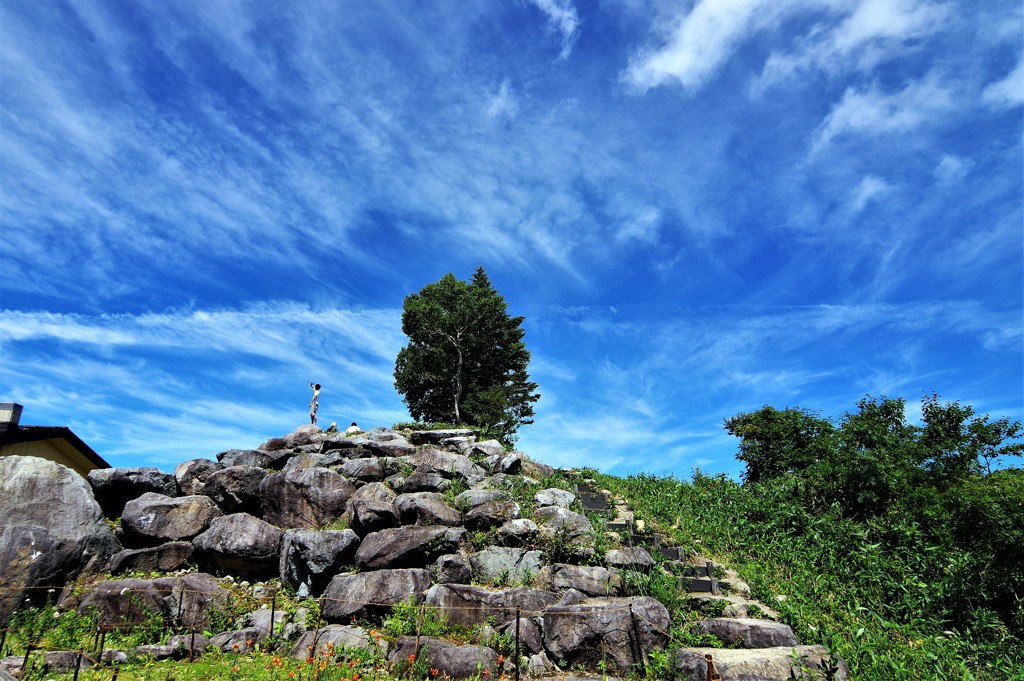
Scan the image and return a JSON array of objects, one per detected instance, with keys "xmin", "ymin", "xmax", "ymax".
[{"xmin": 587, "ymin": 468, "xmax": 1024, "ymax": 681}]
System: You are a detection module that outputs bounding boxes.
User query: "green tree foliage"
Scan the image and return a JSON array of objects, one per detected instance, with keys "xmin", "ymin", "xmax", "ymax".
[
  {"xmin": 393, "ymin": 267, "xmax": 539, "ymax": 444},
  {"xmin": 725, "ymin": 394, "xmax": 1024, "ymax": 641}
]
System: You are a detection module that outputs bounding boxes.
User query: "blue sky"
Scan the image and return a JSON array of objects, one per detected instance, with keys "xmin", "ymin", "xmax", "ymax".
[{"xmin": 1, "ymin": 0, "xmax": 1021, "ymax": 478}]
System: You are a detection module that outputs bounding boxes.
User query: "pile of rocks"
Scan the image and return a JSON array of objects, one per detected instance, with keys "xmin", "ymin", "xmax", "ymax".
[{"xmin": 0, "ymin": 425, "xmax": 847, "ymax": 680}]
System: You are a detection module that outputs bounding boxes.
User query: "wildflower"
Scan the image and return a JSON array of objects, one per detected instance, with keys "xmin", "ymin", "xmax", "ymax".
[
  {"xmin": 233, "ymin": 643, "xmax": 240, "ymax": 650},
  {"xmin": 307, "ymin": 656, "xmax": 315, "ymax": 664},
  {"xmin": 289, "ymin": 672, "xmax": 296, "ymax": 678},
  {"xmin": 496, "ymin": 655, "xmax": 504, "ymax": 665},
  {"xmin": 409, "ymin": 653, "xmax": 416, "ymax": 663},
  {"xmin": 431, "ymin": 669, "xmax": 438, "ymax": 677},
  {"xmin": 232, "ymin": 666, "xmax": 240, "ymax": 673},
  {"xmin": 483, "ymin": 670, "xmax": 490, "ymax": 678},
  {"xmin": 246, "ymin": 639, "xmax": 253, "ymax": 646}
]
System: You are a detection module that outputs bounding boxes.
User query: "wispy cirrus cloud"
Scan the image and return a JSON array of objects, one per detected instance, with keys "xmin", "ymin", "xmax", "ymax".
[
  {"xmin": 529, "ymin": 0, "xmax": 582, "ymax": 59},
  {"xmin": 811, "ymin": 75, "xmax": 955, "ymax": 153}
]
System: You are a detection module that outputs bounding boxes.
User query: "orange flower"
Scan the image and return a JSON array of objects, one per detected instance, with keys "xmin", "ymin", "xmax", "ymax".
[
  {"xmin": 288, "ymin": 672, "xmax": 296, "ymax": 678},
  {"xmin": 232, "ymin": 643, "xmax": 240, "ymax": 650},
  {"xmin": 307, "ymin": 656, "xmax": 315, "ymax": 664},
  {"xmin": 497, "ymin": 655, "xmax": 504, "ymax": 665},
  {"xmin": 231, "ymin": 666, "xmax": 240, "ymax": 673},
  {"xmin": 409, "ymin": 653, "xmax": 416, "ymax": 662},
  {"xmin": 431, "ymin": 669, "xmax": 438, "ymax": 677},
  {"xmin": 483, "ymin": 670, "xmax": 490, "ymax": 678}
]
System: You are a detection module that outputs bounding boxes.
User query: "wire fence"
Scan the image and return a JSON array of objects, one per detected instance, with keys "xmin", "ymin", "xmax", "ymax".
[{"xmin": 1, "ymin": 581, "xmax": 679, "ymax": 681}]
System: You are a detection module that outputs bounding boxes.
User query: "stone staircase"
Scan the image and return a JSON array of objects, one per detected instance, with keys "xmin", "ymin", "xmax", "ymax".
[{"xmin": 568, "ymin": 478, "xmax": 847, "ymax": 681}]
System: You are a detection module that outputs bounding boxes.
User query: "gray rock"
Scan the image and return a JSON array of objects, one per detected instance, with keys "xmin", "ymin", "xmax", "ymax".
[
  {"xmin": 210, "ymin": 627, "xmax": 266, "ymax": 653},
  {"xmin": 533, "ymin": 506, "xmax": 593, "ymax": 538},
  {"xmin": 280, "ymin": 529, "xmax": 360, "ymax": 597},
  {"xmin": 401, "ymin": 470, "xmax": 452, "ymax": 493},
  {"xmin": 59, "ymin": 573, "xmax": 229, "ymax": 630},
  {"xmin": 121, "ymin": 492, "xmax": 222, "ymax": 548},
  {"xmin": 128, "ymin": 644, "xmax": 179, "ymax": 661},
  {"xmin": 435, "ymin": 554, "xmax": 473, "ymax": 584},
  {"xmin": 339, "ymin": 457, "xmax": 387, "ymax": 482},
  {"xmin": 408, "ymin": 429, "xmax": 478, "ymax": 445},
  {"xmin": 88, "ymin": 467, "xmax": 177, "ymax": 518},
  {"xmin": 319, "ymin": 433, "xmax": 365, "ymax": 453},
  {"xmin": 484, "ymin": 452, "xmax": 524, "ymax": 475},
  {"xmin": 215, "ymin": 449, "xmax": 274, "ymax": 468},
  {"xmin": 259, "ymin": 467, "xmax": 355, "ymax": 529},
  {"xmin": 497, "ymin": 617, "xmax": 544, "ymax": 654},
  {"xmin": 321, "ymin": 569, "xmax": 431, "ymax": 622},
  {"xmin": 203, "ymin": 465, "xmax": 268, "ymax": 515},
  {"xmin": 696, "ymin": 617, "xmax": 799, "ymax": 648},
  {"xmin": 290, "ymin": 625, "xmax": 377, "ymax": 660},
  {"xmin": 347, "ymin": 499, "xmax": 400, "ymax": 537},
  {"xmin": 453, "ymin": 489, "xmax": 505, "ymax": 511},
  {"xmin": 193, "ymin": 513, "xmax": 283, "ymax": 580},
  {"xmin": 605, "ymin": 547, "xmax": 654, "ymax": 572},
  {"xmin": 362, "ymin": 437, "xmax": 416, "ymax": 457},
  {"xmin": 394, "ymin": 495, "xmax": 461, "ymax": 526},
  {"xmin": 43, "ymin": 650, "xmax": 95, "ymax": 671},
  {"xmin": 468, "ymin": 439, "xmax": 504, "ymax": 458},
  {"xmin": 388, "ymin": 636, "xmax": 500, "ymax": 681},
  {"xmin": 674, "ymin": 646, "xmax": 849, "ymax": 681},
  {"xmin": 464, "ymin": 500, "xmax": 521, "ymax": 532},
  {"xmin": 109, "ymin": 542, "xmax": 194, "ymax": 575},
  {"xmin": 469, "ymin": 546, "xmax": 543, "ymax": 585},
  {"xmin": 284, "ymin": 451, "xmax": 349, "ymax": 471},
  {"xmin": 542, "ymin": 596, "xmax": 670, "ymax": 676},
  {"xmin": 494, "ymin": 518, "xmax": 541, "ymax": 546},
  {"xmin": 355, "ymin": 526, "xmax": 465, "ymax": 570},
  {"xmin": 0, "ymin": 456, "xmax": 119, "ymax": 622},
  {"xmin": 425, "ymin": 583, "xmax": 559, "ymax": 628},
  {"xmin": 174, "ymin": 459, "xmax": 224, "ymax": 496},
  {"xmin": 543, "ymin": 564, "xmax": 621, "ymax": 597},
  {"xmin": 346, "ymin": 481, "xmax": 398, "ymax": 507},
  {"xmin": 167, "ymin": 632, "xmax": 210, "ymax": 655},
  {"xmin": 534, "ymin": 488, "xmax": 576, "ymax": 509},
  {"xmin": 409, "ymin": 448, "xmax": 488, "ymax": 485},
  {"xmin": 247, "ymin": 606, "xmax": 308, "ymax": 639}
]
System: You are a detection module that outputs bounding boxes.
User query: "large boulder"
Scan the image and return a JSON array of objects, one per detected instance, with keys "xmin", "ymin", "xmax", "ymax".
[
  {"xmin": 87, "ymin": 467, "xmax": 177, "ymax": 518},
  {"xmin": 355, "ymin": 526, "xmax": 466, "ymax": 570},
  {"xmin": 674, "ymin": 646, "xmax": 849, "ymax": 681},
  {"xmin": 408, "ymin": 429, "xmax": 478, "ymax": 446},
  {"xmin": 121, "ymin": 492, "xmax": 222, "ymax": 548},
  {"xmin": 538, "ymin": 564, "xmax": 622, "ymax": 597},
  {"xmin": 494, "ymin": 518, "xmax": 541, "ymax": 547},
  {"xmin": 215, "ymin": 449, "xmax": 275, "ymax": 468},
  {"xmin": 259, "ymin": 467, "xmax": 356, "ymax": 529},
  {"xmin": 338, "ymin": 457, "xmax": 388, "ymax": 482},
  {"xmin": 174, "ymin": 459, "xmax": 224, "ymax": 496},
  {"xmin": 108, "ymin": 542, "xmax": 194, "ymax": 575},
  {"xmin": 202, "ymin": 465, "xmax": 268, "ymax": 515},
  {"xmin": 393, "ymin": 494, "xmax": 462, "ymax": 526},
  {"xmin": 346, "ymin": 481, "xmax": 398, "ymax": 507},
  {"xmin": 543, "ymin": 596, "xmax": 670, "ymax": 675},
  {"xmin": 388, "ymin": 637, "xmax": 500, "ymax": 681},
  {"xmin": 534, "ymin": 488, "xmax": 575, "ymax": 509},
  {"xmin": 695, "ymin": 618, "xmax": 800, "ymax": 648},
  {"xmin": 453, "ymin": 489, "xmax": 505, "ymax": 511},
  {"xmin": 192, "ymin": 513, "xmax": 283, "ymax": 580},
  {"xmin": 604, "ymin": 547, "xmax": 654, "ymax": 573},
  {"xmin": 290, "ymin": 625, "xmax": 377, "ymax": 660},
  {"xmin": 409, "ymin": 449, "xmax": 488, "ymax": 485},
  {"xmin": 464, "ymin": 500, "xmax": 521, "ymax": 532},
  {"xmin": 425, "ymin": 583, "xmax": 559, "ymax": 628},
  {"xmin": 347, "ymin": 499, "xmax": 400, "ymax": 537},
  {"xmin": 0, "ymin": 456, "xmax": 119, "ymax": 623},
  {"xmin": 469, "ymin": 546, "xmax": 543, "ymax": 585},
  {"xmin": 59, "ymin": 573, "xmax": 228, "ymax": 630},
  {"xmin": 279, "ymin": 529, "xmax": 360, "ymax": 597},
  {"xmin": 321, "ymin": 569, "xmax": 432, "ymax": 622}
]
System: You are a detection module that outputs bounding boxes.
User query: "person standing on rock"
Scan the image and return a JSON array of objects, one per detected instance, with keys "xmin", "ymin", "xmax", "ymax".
[{"xmin": 309, "ymin": 383, "xmax": 321, "ymax": 427}]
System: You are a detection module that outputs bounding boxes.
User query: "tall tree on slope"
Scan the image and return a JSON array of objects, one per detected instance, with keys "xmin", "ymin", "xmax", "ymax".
[{"xmin": 394, "ymin": 267, "xmax": 540, "ymax": 444}]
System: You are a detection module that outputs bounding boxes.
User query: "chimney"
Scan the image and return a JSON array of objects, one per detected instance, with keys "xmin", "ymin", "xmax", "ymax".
[{"xmin": 0, "ymin": 403, "xmax": 23, "ymax": 432}]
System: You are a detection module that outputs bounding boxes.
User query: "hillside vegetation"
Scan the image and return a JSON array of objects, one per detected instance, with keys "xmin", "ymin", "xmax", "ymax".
[{"xmin": 592, "ymin": 394, "xmax": 1023, "ymax": 680}]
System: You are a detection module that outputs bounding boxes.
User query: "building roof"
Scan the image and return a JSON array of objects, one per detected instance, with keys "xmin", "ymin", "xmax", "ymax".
[{"xmin": 0, "ymin": 425, "xmax": 111, "ymax": 469}]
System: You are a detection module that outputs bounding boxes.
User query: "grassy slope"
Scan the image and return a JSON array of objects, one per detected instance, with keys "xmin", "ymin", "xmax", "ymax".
[{"xmin": 590, "ymin": 469, "xmax": 1024, "ymax": 681}]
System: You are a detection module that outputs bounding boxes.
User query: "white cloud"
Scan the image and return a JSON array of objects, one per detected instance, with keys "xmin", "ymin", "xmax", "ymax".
[
  {"xmin": 756, "ymin": 0, "xmax": 951, "ymax": 92},
  {"xmin": 812, "ymin": 75, "xmax": 954, "ymax": 152},
  {"xmin": 851, "ymin": 174, "xmax": 892, "ymax": 211},
  {"xmin": 529, "ymin": 0, "xmax": 581, "ymax": 59},
  {"xmin": 487, "ymin": 80, "xmax": 519, "ymax": 121},
  {"xmin": 624, "ymin": 0, "xmax": 777, "ymax": 92},
  {"xmin": 934, "ymin": 154, "xmax": 972, "ymax": 183},
  {"xmin": 982, "ymin": 54, "xmax": 1024, "ymax": 110}
]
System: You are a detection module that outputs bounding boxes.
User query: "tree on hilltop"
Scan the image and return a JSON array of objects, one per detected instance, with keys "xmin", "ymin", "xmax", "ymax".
[{"xmin": 393, "ymin": 267, "xmax": 539, "ymax": 444}]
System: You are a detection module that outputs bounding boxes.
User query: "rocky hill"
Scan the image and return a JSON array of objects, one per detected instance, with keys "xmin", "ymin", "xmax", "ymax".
[{"xmin": 0, "ymin": 425, "xmax": 848, "ymax": 680}]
